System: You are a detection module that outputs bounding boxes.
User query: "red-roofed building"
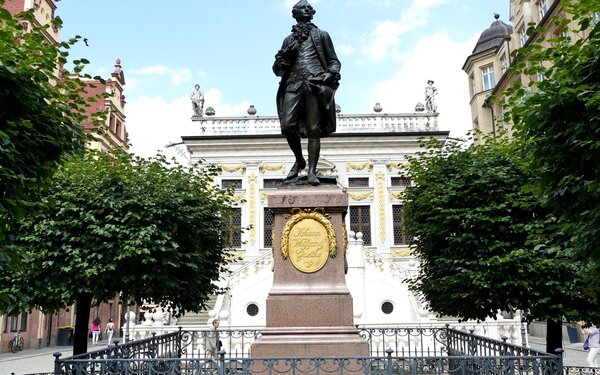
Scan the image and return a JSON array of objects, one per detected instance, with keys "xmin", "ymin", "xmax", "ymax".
[{"xmin": 79, "ymin": 59, "xmax": 129, "ymax": 151}]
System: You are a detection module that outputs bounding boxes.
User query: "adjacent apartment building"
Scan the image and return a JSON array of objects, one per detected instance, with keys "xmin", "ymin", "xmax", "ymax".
[{"xmin": 463, "ymin": 0, "xmax": 596, "ymax": 141}]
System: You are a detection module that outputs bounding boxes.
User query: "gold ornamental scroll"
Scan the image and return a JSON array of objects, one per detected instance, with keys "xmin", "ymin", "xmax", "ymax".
[{"xmin": 281, "ymin": 209, "xmax": 337, "ymax": 273}]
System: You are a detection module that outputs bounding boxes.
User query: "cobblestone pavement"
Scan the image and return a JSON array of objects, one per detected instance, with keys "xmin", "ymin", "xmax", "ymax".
[{"xmin": 0, "ymin": 336, "xmax": 593, "ymax": 375}]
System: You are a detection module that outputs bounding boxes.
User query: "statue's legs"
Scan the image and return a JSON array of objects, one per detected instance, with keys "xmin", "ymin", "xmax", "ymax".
[
  {"xmin": 281, "ymin": 89, "xmax": 307, "ymax": 180},
  {"xmin": 307, "ymin": 138, "xmax": 320, "ymax": 186},
  {"xmin": 305, "ymin": 91, "xmax": 321, "ymax": 186},
  {"xmin": 284, "ymin": 132, "xmax": 306, "ymax": 180}
]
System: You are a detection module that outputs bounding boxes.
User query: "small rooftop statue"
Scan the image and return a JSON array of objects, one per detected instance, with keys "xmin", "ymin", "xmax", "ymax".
[
  {"xmin": 425, "ymin": 80, "xmax": 438, "ymax": 113},
  {"xmin": 191, "ymin": 84, "xmax": 205, "ymax": 119}
]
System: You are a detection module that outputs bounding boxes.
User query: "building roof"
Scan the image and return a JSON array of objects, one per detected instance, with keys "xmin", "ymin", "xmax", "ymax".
[{"xmin": 472, "ymin": 14, "xmax": 513, "ymax": 55}]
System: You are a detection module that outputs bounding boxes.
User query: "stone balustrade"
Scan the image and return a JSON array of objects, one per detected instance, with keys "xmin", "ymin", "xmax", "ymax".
[{"xmin": 193, "ymin": 113, "xmax": 439, "ymax": 136}]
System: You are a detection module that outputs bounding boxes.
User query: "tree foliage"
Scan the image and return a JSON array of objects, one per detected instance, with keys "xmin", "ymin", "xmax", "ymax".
[
  {"xmin": 4, "ymin": 150, "xmax": 236, "ymax": 353},
  {"xmin": 0, "ymin": 3, "xmax": 96, "ymax": 220},
  {"xmin": 0, "ymin": 2, "xmax": 105, "ymax": 309},
  {"xmin": 402, "ymin": 138, "xmax": 598, "ymax": 325},
  {"xmin": 502, "ymin": 0, "xmax": 600, "ymax": 295}
]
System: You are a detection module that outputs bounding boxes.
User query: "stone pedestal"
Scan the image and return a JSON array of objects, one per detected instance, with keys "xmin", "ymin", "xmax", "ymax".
[{"xmin": 251, "ymin": 186, "xmax": 368, "ymax": 359}]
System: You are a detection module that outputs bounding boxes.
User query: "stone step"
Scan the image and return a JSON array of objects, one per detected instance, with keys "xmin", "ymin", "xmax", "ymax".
[{"xmin": 177, "ymin": 295, "xmax": 218, "ymax": 326}]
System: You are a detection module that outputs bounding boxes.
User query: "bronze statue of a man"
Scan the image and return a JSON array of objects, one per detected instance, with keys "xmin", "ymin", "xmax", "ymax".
[{"xmin": 273, "ymin": 0, "xmax": 341, "ymax": 186}]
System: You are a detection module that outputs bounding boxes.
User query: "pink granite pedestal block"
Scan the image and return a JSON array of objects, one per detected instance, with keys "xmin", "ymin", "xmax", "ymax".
[{"xmin": 250, "ymin": 186, "xmax": 368, "ymax": 362}]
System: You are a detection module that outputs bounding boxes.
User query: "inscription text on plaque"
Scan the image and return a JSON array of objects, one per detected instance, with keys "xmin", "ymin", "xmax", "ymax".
[{"xmin": 289, "ymin": 218, "xmax": 329, "ymax": 273}]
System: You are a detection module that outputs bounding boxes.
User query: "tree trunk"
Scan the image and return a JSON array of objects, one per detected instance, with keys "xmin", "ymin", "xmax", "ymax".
[
  {"xmin": 546, "ymin": 319, "xmax": 563, "ymax": 354},
  {"xmin": 73, "ymin": 292, "xmax": 93, "ymax": 355}
]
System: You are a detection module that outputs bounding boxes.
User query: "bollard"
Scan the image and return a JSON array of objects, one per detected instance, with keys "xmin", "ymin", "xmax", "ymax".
[{"xmin": 53, "ymin": 352, "xmax": 62, "ymax": 375}]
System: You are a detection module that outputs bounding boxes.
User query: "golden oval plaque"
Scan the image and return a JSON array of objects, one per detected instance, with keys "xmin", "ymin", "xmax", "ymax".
[{"xmin": 288, "ymin": 218, "xmax": 329, "ymax": 273}]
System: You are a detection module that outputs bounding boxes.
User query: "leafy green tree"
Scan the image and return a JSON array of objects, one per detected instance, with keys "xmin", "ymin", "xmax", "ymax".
[
  {"xmin": 402, "ymin": 138, "xmax": 599, "ymax": 352},
  {"xmin": 0, "ymin": 2, "xmax": 101, "ymax": 307},
  {"xmin": 0, "ymin": 4, "xmax": 94, "ymax": 219},
  {"xmin": 502, "ymin": 0, "xmax": 600, "ymax": 296},
  {"xmin": 6, "ymin": 150, "xmax": 235, "ymax": 354}
]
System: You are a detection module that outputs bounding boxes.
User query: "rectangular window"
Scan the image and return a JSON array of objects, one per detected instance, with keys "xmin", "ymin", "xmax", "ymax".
[
  {"xmin": 349, "ymin": 206, "xmax": 371, "ymax": 246},
  {"xmin": 469, "ymin": 74, "xmax": 475, "ymax": 97},
  {"xmin": 264, "ymin": 208, "xmax": 274, "ymax": 248},
  {"xmin": 538, "ymin": 0, "xmax": 548, "ymax": 20},
  {"xmin": 10, "ymin": 315, "xmax": 18, "ymax": 332},
  {"xmin": 392, "ymin": 205, "xmax": 408, "ymax": 245},
  {"xmin": 109, "ymin": 302, "xmax": 113, "ymax": 320},
  {"xmin": 19, "ymin": 312, "xmax": 27, "ymax": 332},
  {"xmin": 481, "ymin": 65, "xmax": 496, "ymax": 91},
  {"xmin": 348, "ymin": 177, "xmax": 369, "ymax": 188},
  {"xmin": 221, "ymin": 179, "xmax": 242, "ymax": 190},
  {"xmin": 519, "ymin": 28, "xmax": 528, "ymax": 47},
  {"xmin": 227, "ymin": 208, "xmax": 242, "ymax": 248},
  {"xmin": 500, "ymin": 55, "xmax": 508, "ymax": 73},
  {"xmin": 390, "ymin": 177, "xmax": 411, "ymax": 187},
  {"xmin": 263, "ymin": 179, "xmax": 283, "ymax": 188}
]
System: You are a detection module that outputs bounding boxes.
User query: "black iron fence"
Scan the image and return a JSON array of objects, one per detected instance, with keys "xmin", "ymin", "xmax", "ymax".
[
  {"xmin": 53, "ymin": 351, "xmax": 562, "ymax": 375},
  {"xmin": 46, "ymin": 326, "xmax": 569, "ymax": 375}
]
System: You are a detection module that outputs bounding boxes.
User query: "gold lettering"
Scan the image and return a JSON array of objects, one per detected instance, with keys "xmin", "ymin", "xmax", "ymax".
[{"xmin": 288, "ymin": 218, "xmax": 329, "ymax": 273}]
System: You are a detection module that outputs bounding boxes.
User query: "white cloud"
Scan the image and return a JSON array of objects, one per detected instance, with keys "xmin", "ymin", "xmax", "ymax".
[
  {"xmin": 337, "ymin": 44, "xmax": 356, "ymax": 55},
  {"xmin": 169, "ymin": 68, "xmax": 192, "ymax": 86},
  {"xmin": 131, "ymin": 65, "xmax": 169, "ymax": 75},
  {"xmin": 126, "ymin": 89, "xmax": 251, "ymax": 162},
  {"xmin": 360, "ymin": 0, "xmax": 448, "ymax": 61},
  {"xmin": 368, "ymin": 32, "xmax": 479, "ymax": 139},
  {"xmin": 130, "ymin": 65, "xmax": 193, "ymax": 87}
]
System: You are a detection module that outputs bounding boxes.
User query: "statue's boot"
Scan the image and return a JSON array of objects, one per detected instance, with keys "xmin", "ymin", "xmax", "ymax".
[
  {"xmin": 286, "ymin": 159, "xmax": 306, "ymax": 180},
  {"xmin": 285, "ymin": 133, "xmax": 306, "ymax": 180},
  {"xmin": 307, "ymin": 138, "xmax": 320, "ymax": 186}
]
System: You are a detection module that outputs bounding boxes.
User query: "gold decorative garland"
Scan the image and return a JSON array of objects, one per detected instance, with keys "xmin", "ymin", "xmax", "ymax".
[
  {"xmin": 389, "ymin": 191, "xmax": 405, "ymax": 201},
  {"xmin": 248, "ymin": 174, "xmax": 257, "ymax": 246},
  {"xmin": 346, "ymin": 161, "xmax": 373, "ymax": 172},
  {"xmin": 260, "ymin": 162, "xmax": 286, "ymax": 174},
  {"xmin": 225, "ymin": 251, "xmax": 245, "ymax": 261},
  {"xmin": 376, "ymin": 171, "xmax": 387, "ymax": 244},
  {"xmin": 260, "ymin": 192, "xmax": 270, "ymax": 203},
  {"xmin": 280, "ymin": 208, "xmax": 337, "ymax": 259},
  {"xmin": 348, "ymin": 191, "xmax": 373, "ymax": 201},
  {"xmin": 229, "ymin": 192, "xmax": 246, "ymax": 202},
  {"xmin": 220, "ymin": 164, "xmax": 246, "ymax": 173},
  {"xmin": 392, "ymin": 248, "xmax": 414, "ymax": 257},
  {"xmin": 386, "ymin": 161, "xmax": 408, "ymax": 171}
]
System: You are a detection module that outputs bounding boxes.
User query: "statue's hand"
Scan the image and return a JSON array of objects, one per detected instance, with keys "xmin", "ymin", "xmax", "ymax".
[{"xmin": 321, "ymin": 72, "xmax": 335, "ymax": 84}]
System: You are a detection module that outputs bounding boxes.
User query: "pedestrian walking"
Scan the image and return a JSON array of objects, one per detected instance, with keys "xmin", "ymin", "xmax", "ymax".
[
  {"xmin": 578, "ymin": 321, "xmax": 599, "ymax": 367},
  {"xmin": 91, "ymin": 317, "xmax": 101, "ymax": 345},
  {"xmin": 105, "ymin": 318, "xmax": 115, "ymax": 345}
]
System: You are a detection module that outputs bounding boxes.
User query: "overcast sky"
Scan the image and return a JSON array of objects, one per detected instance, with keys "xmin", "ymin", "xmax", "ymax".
[{"xmin": 57, "ymin": 0, "xmax": 509, "ymax": 160}]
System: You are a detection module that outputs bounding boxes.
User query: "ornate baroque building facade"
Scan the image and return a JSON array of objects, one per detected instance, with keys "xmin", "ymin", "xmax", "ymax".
[{"xmin": 161, "ymin": 98, "xmax": 525, "ymax": 344}]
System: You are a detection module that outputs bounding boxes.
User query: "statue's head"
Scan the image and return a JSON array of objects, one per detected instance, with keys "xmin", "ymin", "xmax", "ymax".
[{"xmin": 292, "ymin": 0, "xmax": 316, "ymax": 21}]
